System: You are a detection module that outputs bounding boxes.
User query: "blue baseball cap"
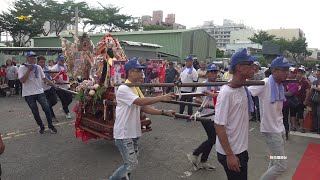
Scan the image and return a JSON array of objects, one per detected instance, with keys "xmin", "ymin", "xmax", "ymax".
[
  {"xmin": 230, "ymin": 48, "xmax": 260, "ymax": 68},
  {"xmin": 207, "ymin": 63, "xmax": 219, "ymax": 71},
  {"xmin": 184, "ymin": 55, "xmax": 193, "ymax": 61},
  {"xmin": 56, "ymin": 54, "xmax": 65, "ymax": 61},
  {"xmin": 271, "ymin": 56, "xmax": 293, "ymax": 69},
  {"xmin": 26, "ymin": 51, "xmax": 37, "ymax": 57},
  {"xmin": 124, "ymin": 57, "xmax": 145, "ymax": 71}
]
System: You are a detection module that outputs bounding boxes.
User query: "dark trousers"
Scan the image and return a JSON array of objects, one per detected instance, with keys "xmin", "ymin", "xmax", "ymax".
[
  {"xmin": 24, "ymin": 93, "xmax": 53, "ymax": 128},
  {"xmin": 44, "ymin": 87, "xmax": 58, "ymax": 117},
  {"xmin": 252, "ymin": 96, "xmax": 260, "ymax": 121},
  {"xmin": 217, "ymin": 150, "xmax": 249, "ymax": 180},
  {"xmin": 166, "ymin": 87, "xmax": 174, "ymax": 94},
  {"xmin": 312, "ymin": 103, "xmax": 320, "ymax": 132},
  {"xmin": 15, "ymin": 80, "xmax": 21, "ymax": 95},
  {"xmin": 282, "ymin": 106, "xmax": 290, "ymax": 137},
  {"xmin": 56, "ymin": 89, "xmax": 73, "ymax": 114},
  {"xmin": 179, "ymin": 91, "xmax": 193, "ymax": 115},
  {"xmin": 193, "ymin": 121, "xmax": 216, "ymax": 162}
]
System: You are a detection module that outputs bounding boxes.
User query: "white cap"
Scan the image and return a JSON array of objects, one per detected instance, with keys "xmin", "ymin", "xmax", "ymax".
[
  {"xmin": 253, "ymin": 61, "xmax": 261, "ymax": 67},
  {"xmin": 289, "ymin": 67, "xmax": 296, "ymax": 72},
  {"xmin": 298, "ymin": 66, "xmax": 306, "ymax": 72}
]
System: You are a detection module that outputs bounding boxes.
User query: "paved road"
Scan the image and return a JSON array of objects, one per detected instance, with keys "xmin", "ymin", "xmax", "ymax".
[{"xmin": 0, "ymin": 96, "xmax": 319, "ymax": 180}]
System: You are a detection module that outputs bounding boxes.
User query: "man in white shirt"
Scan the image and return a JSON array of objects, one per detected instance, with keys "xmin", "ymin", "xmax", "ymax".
[
  {"xmin": 109, "ymin": 57, "xmax": 176, "ymax": 180},
  {"xmin": 179, "ymin": 55, "xmax": 198, "ymax": 116},
  {"xmin": 248, "ymin": 56, "xmax": 291, "ymax": 180},
  {"xmin": 187, "ymin": 63, "xmax": 219, "ymax": 171},
  {"xmin": 37, "ymin": 56, "xmax": 58, "ymax": 120},
  {"xmin": 214, "ymin": 48, "xmax": 259, "ymax": 180},
  {"xmin": 18, "ymin": 51, "xmax": 58, "ymax": 134},
  {"xmin": 51, "ymin": 54, "xmax": 73, "ymax": 119}
]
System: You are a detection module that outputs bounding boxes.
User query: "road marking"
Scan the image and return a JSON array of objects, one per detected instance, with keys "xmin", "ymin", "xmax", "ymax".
[
  {"xmin": 289, "ymin": 131, "xmax": 320, "ymax": 139},
  {"xmin": 179, "ymin": 171, "xmax": 193, "ymax": 178},
  {"xmin": 2, "ymin": 121, "xmax": 75, "ymax": 140}
]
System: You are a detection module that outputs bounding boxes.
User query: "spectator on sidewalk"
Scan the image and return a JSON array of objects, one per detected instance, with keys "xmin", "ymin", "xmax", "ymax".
[
  {"xmin": 197, "ymin": 61, "xmax": 207, "ymax": 83},
  {"xmin": 18, "ymin": 51, "xmax": 58, "ymax": 134},
  {"xmin": 310, "ymin": 68, "xmax": 320, "ymax": 134},
  {"xmin": 6, "ymin": 59, "xmax": 18, "ymax": 96},
  {"xmin": 290, "ymin": 66, "xmax": 311, "ymax": 133},
  {"xmin": 165, "ymin": 62, "xmax": 179, "ymax": 93},
  {"xmin": 0, "ymin": 65, "xmax": 6, "ymax": 85}
]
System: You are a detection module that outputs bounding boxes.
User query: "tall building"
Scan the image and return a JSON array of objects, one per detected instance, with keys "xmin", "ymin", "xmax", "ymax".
[
  {"xmin": 165, "ymin": 14, "xmax": 175, "ymax": 25},
  {"xmin": 152, "ymin": 10, "xmax": 163, "ymax": 25},
  {"xmin": 141, "ymin": 10, "xmax": 186, "ymax": 30},
  {"xmin": 202, "ymin": 19, "xmax": 252, "ymax": 49},
  {"xmin": 267, "ymin": 28, "xmax": 305, "ymax": 41}
]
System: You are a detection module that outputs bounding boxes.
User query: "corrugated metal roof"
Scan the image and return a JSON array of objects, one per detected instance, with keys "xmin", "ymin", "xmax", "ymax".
[
  {"xmin": 120, "ymin": 40, "xmax": 162, "ymax": 48},
  {"xmin": 33, "ymin": 29, "xmax": 193, "ymax": 39}
]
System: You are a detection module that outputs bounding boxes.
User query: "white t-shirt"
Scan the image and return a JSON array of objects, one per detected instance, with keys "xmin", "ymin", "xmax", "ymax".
[
  {"xmin": 248, "ymin": 78, "xmax": 285, "ymax": 133},
  {"xmin": 180, "ymin": 67, "xmax": 198, "ymax": 92},
  {"xmin": 197, "ymin": 69, "xmax": 207, "ymax": 83},
  {"xmin": 6, "ymin": 66, "xmax": 18, "ymax": 80},
  {"xmin": 18, "ymin": 65, "xmax": 45, "ymax": 97},
  {"xmin": 196, "ymin": 80, "xmax": 219, "ymax": 121},
  {"xmin": 113, "ymin": 85, "xmax": 142, "ymax": 139},
  {"xmin": 51, "ymin": 64, "xmax": 70, "ymax": 89},
  {"xmin": 214, "ymin": 85, "xmax": 249, "ymax": 155}
]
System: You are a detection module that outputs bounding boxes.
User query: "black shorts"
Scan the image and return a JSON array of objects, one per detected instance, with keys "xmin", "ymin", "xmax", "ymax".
[
  {"xmin": 290, "ymin": 103, "xmax": 305, "ymax": 119},
  {"xmin": 8, "ymin": 80, "xmax": 15, "ymax": 88}
]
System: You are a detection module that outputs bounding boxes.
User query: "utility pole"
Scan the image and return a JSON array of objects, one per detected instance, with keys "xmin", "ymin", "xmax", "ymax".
[{"xmin": 75, "ymin": 7, "xmax": 79, "ymax": 37}]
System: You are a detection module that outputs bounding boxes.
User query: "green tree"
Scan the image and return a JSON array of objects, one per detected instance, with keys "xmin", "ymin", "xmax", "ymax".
[
  {"xmin": 82, "ymin": 3, "xmax": 138, "ymax": 32},
  {"xmin": 0, "ymin": 9, "xmax": 43, "ymax": 46},
  {"xmin": 273, "ymin": 37, "xmax": 311, "ymax": 63},
  {"xmin": 249, "ymin": 31, "xmax": 275, "ymax": 45},
  {"xmin": 216, "ymin": 48, "xmax": 224, "ymax": 58}
]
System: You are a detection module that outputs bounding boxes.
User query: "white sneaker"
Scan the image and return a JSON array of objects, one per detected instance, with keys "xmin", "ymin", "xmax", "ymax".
[
  {"xmin": 66, "ymin": 113, "xmax": 71, "ymax": 119},
  {"xmin": 198, "ymin": 162, "xmax": 216, "ymax": 170},
  {"xmin": 187, "ymin": 154, "xmax": 199, "ymax": 170}
]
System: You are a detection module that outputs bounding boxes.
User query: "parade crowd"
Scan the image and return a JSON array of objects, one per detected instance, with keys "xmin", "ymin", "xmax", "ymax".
[{"xmin": 0, "ymin": 49, "xmax": 320, "ymax": 180}]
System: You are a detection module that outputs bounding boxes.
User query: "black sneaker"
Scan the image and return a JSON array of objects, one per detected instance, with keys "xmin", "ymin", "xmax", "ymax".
[
  {"xmin": 39, "ymin": 127, "xmax": 45, "ymax": 134},
  {"xmin": 49, "ymin": 126, "xmax": 57, "ymax": 134}
]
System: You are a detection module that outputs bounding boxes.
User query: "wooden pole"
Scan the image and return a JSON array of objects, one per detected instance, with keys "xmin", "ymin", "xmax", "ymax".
[
  {"xmin": 114, "ymin": 80, "xmax": 265, "ymax": 87},
  {"xmin": 162, "ymin": 100, "xmax": 215, "ymax": 109}
]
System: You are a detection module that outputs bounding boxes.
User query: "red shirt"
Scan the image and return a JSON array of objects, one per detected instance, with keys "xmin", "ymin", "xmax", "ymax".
[
  {"xmin": 0, "ymin": 69, "xmax": 6, "ymax": 77},
  {"xmin": 297, "ymin": 78, "xmax": 311, "ymax": 102}
]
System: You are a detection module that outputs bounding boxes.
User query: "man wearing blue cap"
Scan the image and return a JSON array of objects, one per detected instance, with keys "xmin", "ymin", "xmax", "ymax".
[
  {"xmin": 187, "ymin": 63, "xmax": 219, "ymax": 171},
  {"xmin": 51, "ymin": 54, "xmax": 73, "ymax": 119},
  {"xmin": 179, "ymin": 55, "xmax": 198, "ymax": 116},
  {"xmin": 18, "ymin": 51, "xmax": 58, "ymax": 134},
  {"xmin": 110, "ymin": 57, "xmax": 176, "ymax": 180},
  {"xmin": 248, "ymin": 56, "xmax": 291, "ymax": 180},
  {"xmin": 214, "ymin": 48, "xmax": 258, "ymax": 180}
]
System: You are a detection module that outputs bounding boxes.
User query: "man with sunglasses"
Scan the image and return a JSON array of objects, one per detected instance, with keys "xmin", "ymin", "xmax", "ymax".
[
  {"xmin": 248, "ymin": 56, "xmax": 292, "ymax": 180},
  {"xmin": 214, "ymin": 48, "xmax": 259, "ymax": 180},
  {"xmin": 109, "ymin": 57, "xmax": 176, "ymax": 180}
]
